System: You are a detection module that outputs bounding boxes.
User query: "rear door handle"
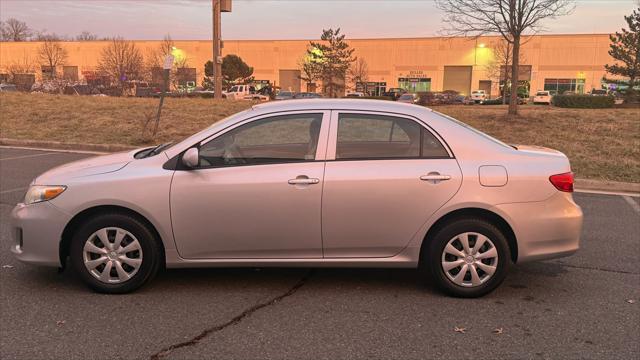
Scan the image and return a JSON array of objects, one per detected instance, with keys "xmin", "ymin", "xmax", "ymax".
[
  {"xmin": 288, "ymin": 176, "xmax": 320, "ymax": 185},
  {"xmin": 420, "ymin": 174, "xmax": 451, "ymax": 181}
]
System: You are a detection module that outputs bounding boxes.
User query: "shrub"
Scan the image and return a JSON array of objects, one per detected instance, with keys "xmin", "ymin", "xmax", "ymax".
[
  {"xmin": 362, "ymin": 96, "xmax": 393, "ymax": 101},
  {"xmin": 480, "ymin": 99, "xmax": 503, "ymax": 105},
  {"xmin": 552, "ymin": 95, "xmax": 614, "ymax": 108}
]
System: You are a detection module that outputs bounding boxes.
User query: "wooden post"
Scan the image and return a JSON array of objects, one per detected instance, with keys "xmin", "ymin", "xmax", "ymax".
[
  {"xmin": 213, "ymin": 0, "xmax": 223, "ymax": 99},
  {"xmin": 154, "ymin": 55, "xmax": 174, "ymax": 136}
]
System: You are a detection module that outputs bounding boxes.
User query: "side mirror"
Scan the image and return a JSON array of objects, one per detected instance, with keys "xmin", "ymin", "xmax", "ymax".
[{"xmin": 182, "ymin": 147, "xmax": 199, "ymax": 168}]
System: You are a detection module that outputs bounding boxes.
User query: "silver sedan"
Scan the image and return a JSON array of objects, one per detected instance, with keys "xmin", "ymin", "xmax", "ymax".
[{"xmin": 11, "ymin": 99, "xmax": 582, "ymax": 297}]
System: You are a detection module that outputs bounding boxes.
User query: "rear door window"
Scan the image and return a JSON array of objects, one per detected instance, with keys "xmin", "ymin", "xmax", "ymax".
[{"xmin": 336, "ymin": 113, "xmax": 449, "ymax": 160}]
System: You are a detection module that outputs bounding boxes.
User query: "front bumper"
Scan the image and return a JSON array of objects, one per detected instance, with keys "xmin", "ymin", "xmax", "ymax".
[
  {"xmin": 496, "ymin": 192, "xmax": 583, "ymax": 263},
  {"xmin": 10, "ymin": 201, "xmax": 71, "ymax": 267}
]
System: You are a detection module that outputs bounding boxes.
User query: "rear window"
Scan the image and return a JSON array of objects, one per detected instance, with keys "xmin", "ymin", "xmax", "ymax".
[
  {"xmin": 434, "ymin": 111, "xmax": 514, "ymax": 150},
  {"xmin": 536, "ymin": 92, "xmax": 549, "ymax": 96}
]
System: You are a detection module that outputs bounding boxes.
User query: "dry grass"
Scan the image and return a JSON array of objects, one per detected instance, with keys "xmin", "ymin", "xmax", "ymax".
[
  {"xmin": 435, "ymin": 105, "xmax": 640, "ymax": 182},
  {"xmin": 1, "ymin": 93, "xmax": 638, "ymax": 182},
  {"xmin": 0, "ymin": 92, "xmax": 252, "ymax": 146}
]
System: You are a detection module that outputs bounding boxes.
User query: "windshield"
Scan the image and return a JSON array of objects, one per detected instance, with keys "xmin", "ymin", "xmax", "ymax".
[
  {"xmin": 143, "ymin": 108, "xmax": 255, "ymax": 158},
  {"xmin": 434, "ymin": 111, "xmax": 515, "ymax": 150}
]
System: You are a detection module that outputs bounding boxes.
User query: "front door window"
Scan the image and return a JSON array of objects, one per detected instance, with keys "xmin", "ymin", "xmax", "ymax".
[{"xmin": 199, "ymin": 113, "xmax": 324, "ymax": 167}]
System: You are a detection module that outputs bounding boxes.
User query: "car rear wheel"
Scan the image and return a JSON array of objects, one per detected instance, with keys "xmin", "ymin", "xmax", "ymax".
[
  {"xmin": 423, "ymin": 218, "xmax": 510, "ymax": 298},
  {"xmin": 70, "ymin": 213, "xmax": 161, "ymax": 293}
]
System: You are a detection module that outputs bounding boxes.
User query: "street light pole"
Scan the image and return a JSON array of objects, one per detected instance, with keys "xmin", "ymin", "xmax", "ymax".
[{"xmin": 212, "ymin": 0, "xmax": 222, "ymax": 99}]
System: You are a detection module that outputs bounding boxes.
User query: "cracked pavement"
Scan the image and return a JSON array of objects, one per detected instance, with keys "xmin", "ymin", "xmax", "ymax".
[{"xmin": 1, "ymin": 148, "xmax": 638, "ymax": 359}]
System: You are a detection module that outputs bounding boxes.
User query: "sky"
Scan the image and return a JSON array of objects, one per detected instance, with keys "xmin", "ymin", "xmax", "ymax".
[{"xmin": 0, "ymin": 0, "xmax": 637, "ymax": 40}]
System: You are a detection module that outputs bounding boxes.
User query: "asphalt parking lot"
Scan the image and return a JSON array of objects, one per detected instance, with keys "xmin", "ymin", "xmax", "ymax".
[{"xmin": 0, "ymin": 147, "xmax": 638, "ymax": 360}]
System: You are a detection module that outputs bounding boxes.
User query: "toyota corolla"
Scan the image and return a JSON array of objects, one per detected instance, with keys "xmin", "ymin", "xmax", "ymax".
[{"xmin": 11, "ymin": 99, "xmax": 582, "ymax": 297}]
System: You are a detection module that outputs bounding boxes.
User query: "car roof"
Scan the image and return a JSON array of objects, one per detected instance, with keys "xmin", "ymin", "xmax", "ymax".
[{"xmin": 252, "ymin": 98, "xmax": 432, "ymax": 114}]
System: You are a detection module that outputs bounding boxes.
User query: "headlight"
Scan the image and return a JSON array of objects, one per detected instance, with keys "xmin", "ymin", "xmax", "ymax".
[{"xmin": 23, "ymin": 185, "xmax": 67, "ymax": 205}]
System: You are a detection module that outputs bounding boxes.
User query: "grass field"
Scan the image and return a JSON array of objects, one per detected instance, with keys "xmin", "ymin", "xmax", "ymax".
[{"xmin": 1, "ymin": 92, "xmax": 639, "ymax": 182}]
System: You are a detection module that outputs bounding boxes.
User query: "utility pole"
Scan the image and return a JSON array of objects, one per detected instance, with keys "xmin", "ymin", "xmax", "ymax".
[{"xmin": 212, "ymin": 0, "xmax": 222, "ymax": 99}]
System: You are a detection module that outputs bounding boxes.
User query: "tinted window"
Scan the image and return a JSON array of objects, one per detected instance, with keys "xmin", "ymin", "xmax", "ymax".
[
  {"xmin": 198, "ymin": 113, "xmax": 323, "ymax": 167},
  {"xmin": 336, "ymin": 114, "xmax": 449, "ymax": 159}
]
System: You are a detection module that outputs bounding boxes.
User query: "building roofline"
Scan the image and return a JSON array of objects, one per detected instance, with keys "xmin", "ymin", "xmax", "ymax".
[{"xmin": 3, "ymin": 32, "xmax": 612, "ymax": 44}]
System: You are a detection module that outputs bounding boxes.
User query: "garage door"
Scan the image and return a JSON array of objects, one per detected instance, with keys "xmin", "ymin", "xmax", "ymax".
[
  {"xmin": 279, "ymin": 70, "xmax": 301, "ymax": 92},
  {"xmin": 443, "ymin": 66, "xmax": 472, "ymax": 96}
]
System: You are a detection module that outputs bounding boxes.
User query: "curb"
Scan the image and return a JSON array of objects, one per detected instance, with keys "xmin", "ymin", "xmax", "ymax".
[
  {"xmin": 1, "ymin": 138, "xmax": 639, "ymax": 195},
  {"xmin": 574, "ymin": 179, "xmax": 640, "ymax": 196},
  {"xmin": 0, "ymin": 138, "xmax": 136, "ymax": 153}
]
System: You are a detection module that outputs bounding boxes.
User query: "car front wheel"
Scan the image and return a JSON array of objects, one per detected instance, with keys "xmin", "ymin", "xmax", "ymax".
[
  {"xmin": 70, "ymin": 213, "xmax": 162, "ymax": 293},
  {"xmin": 424, "ymin": 218, "xmax": 511, "ymax": 298}
]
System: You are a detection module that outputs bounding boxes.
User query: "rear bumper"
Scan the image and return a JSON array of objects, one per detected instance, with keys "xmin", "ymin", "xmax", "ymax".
[
  {"xmin": 10, "ymin": 202, "xmax": 70, "ymax": 267},
  {"xmin": 496, "ymin": 192, "xmax": 583, "ymax": 263}
]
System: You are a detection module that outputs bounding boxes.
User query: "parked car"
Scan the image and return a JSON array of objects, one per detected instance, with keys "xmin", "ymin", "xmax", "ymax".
[
  {"xmin": 345, "ymin": 92, "xmax": 365, "ymax": 98},
  {"xmin": 11, "ymin": 99, "xmax": 582, "ymax": 297},
  {"xmin": 0, "ymin": 83, "xmax": 18, "ymax": 92},
  {"xmin": 274, "ymin": 91, "xmax": 295, "ymax": 100},
  {"xmin": 470, "ymin": 90, "xmax": 487, "ymax": 103},
  {"xmin": 294, "ymin": 92, "xmax": 323, "ymax": 99},
  {"xmin": 223, "ymin": 84, "xmax": 256, "ymax": 100},
  {"xmin": 461, "ymin": 96, "xmax": 476, "ymax": 105},
  {"xmin": 504, "ymin": 94, "xmax": 529, "ymax": 105},
  {"xmin": 589, "ymin": 89, "xmax": 608, "ymax": 96},
  {"xmin": 397, "ymin": 93, "xmax": 419, "ymax": 104},
  {"xmin": 533, "ymin": 91, "xmax": 552, "ymax": 105},
  {"xmin": 383, "ymin": 87, "xmax": 407, "ymax": 100}
]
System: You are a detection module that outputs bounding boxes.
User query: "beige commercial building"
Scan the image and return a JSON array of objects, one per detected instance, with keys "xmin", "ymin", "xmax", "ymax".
[{"xmin": 0, "ymin": 33, "xmax": 618, "ymax": 96}]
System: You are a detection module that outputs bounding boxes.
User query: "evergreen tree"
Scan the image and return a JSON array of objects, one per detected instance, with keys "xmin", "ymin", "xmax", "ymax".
[
  {"xmin": 605, "ymin": 7, "xmax": 640, "ymax": 95},
  {"xmin": 309, "ymin": 28, "xmax": 356, "ymax": 98}
]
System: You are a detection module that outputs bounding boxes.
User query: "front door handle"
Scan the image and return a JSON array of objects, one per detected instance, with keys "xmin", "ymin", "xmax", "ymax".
[
  {"xmin": 288, "ymin": 176, "xmax": 320, "ymax": 185},
  {"xmin": 420, "ymin": 174, "xmax": 452, "ymax": 181}
]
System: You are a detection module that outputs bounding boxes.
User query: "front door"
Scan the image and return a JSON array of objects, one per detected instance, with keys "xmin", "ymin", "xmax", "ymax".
[
  {"xmin": 322, "ymin": 111, "xmax": 462, "ymax": 258},
  {"xmin": 170, "ymin": 111, "xmax": 329, "ymax": 259}
]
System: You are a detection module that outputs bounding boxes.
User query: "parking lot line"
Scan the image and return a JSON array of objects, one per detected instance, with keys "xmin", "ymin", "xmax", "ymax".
[
  {"xmin": 623, "ymin": 196, "xmax": 640, "ymax": 214},
  {"xmin": 0, "ymin": 152, "xmax": 57, "ymax": 161},
  {"xmin": 574, "ymin": 189, "xmax": 640, "ymax": 198},
  {"xmin": 0, "ymin": 187, "xmax": 27, "ymax": 195}
]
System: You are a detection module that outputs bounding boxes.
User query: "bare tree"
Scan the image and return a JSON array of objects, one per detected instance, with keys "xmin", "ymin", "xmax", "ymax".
[
  {"xmin": 485, "ymin": 39, "xmax": 528, "ymax": 104},
  {"xmin": 6, "ymin": 54, "xmax": 37, "ymax": 82},
  {"xmin": 32, "ymin": 30, "xmax": 67, "ymax": 41},
  {"xmin": 98, "ymin": 37, "xmax": 144, "ymax": 90},
  {"xmin": 298, "ymin": 51, "xmax": 322, "ymax": 92},
  {"xmin": 37, "ymin": 37, "xmax": 69, "ymax": 79},
  {"xmin": 2, "ymin": 18, "xmax": 31, "ymax": 41},
  {"xmin": 348, "ymin": 57, "xmax": 369, "ymax": 90},
  {"xmin": 145, "ymin": 35, "xmax": 189, "ymax": 88},
  {"xmin": 76, "ymin": 31, "xmax": 98, "ymax": 41},
  {"xmin": 436, "ymin": 0, "xmax": 574, "ymax": 115}
]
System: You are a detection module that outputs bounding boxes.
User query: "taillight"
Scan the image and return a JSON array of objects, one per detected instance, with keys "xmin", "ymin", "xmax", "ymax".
[{"xmin": 549, "ymin": 172, "xmax": 574, "ymax": 192}]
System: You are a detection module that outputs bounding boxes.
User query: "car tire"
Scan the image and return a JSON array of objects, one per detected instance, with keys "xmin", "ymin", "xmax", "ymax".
[
  {"xmin": 70, "ymin": 213, "xmax": 162, "ymax": 294},
  {"xmin": 422, "ymin": 218, "xmax": 511, "ymax": 298}
]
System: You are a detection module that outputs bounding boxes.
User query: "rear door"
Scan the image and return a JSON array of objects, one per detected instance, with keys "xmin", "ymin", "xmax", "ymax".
[{"xmin": 321, "ymin": 111, "xmax": 462, "ymax": 258}]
